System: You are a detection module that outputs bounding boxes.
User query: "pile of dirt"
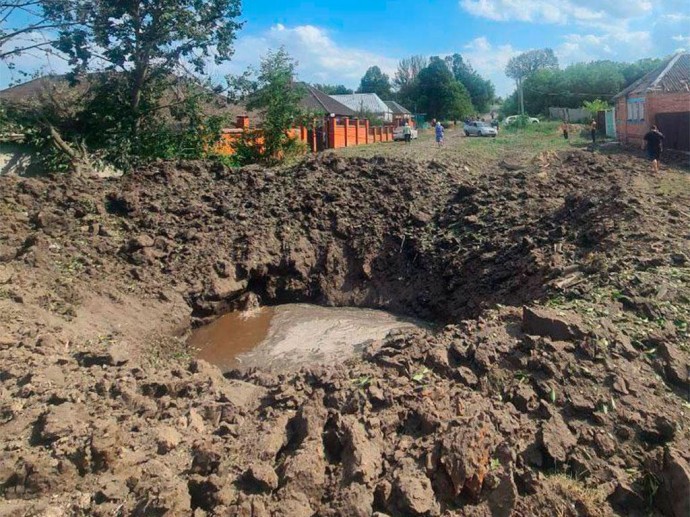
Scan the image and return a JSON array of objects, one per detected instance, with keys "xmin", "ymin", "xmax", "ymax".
[{"xmin": 0, "ymin": 149, "xmax": 688, "ymax": 516}]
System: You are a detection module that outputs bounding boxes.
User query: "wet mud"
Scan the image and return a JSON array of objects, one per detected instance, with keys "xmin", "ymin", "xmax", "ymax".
[{"xmin": 190, "ymin": 304, "xmax": 424, "ymax": 371}]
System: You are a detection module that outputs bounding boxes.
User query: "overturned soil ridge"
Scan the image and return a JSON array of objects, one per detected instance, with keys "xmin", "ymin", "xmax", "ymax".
[{"xmin": 0, "ymin": 150, "xmax": 689, "ymax": 516}]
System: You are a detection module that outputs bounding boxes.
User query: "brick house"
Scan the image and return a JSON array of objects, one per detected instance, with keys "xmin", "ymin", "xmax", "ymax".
[{"xmin": 613, "ymin": 52, "xmax": 690, "ymax": 151}]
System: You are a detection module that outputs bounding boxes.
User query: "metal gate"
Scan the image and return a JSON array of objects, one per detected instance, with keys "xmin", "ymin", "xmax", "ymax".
[{"xmin": 656, "ymin": 111, "xmax": 690, "ymax": 151}]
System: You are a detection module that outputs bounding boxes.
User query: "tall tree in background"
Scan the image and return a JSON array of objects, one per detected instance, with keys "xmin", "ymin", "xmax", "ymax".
[
  {"xmin": 415, "ymin": 57, "xmax": 473, "ymax": 121},
  {"xmin": 393, "ymin": 55, "xmax": 427, "ymax": 89},
  {"xmin": 41, "ymin": 0, "xmax": 243, "ymax": 133},
  {"xmin": 312, "ymin": 83, "xmax": 353, "ymax": 95},
  {"xmin": 445, "ymin": 54, "xmax": 495, "ymax": 113},
  {"xmin": 393, "ymin": 55, "xmax": 427, "ymax": 109},
  {"xmin": 357, "ymin": 66, "xmax": 392, "ymax": 98},
  {"xmin": 505, "ymin": 48, "xmax": 559, "ymax": 114}
]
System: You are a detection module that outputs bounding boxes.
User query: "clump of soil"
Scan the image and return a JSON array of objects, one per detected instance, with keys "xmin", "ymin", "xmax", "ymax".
[{"xmin": 0, "ymin": 150, "xmax": 688, "ymax": 516}]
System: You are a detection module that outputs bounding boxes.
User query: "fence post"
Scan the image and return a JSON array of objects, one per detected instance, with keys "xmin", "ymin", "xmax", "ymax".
[
  {"xmin": 355, "ymin": 118, "xmax": 360, "ymax": 145},
  {"xmin": 328, "ymin": 116, "xmax": 336, "ymax": 149},
  {"xmin": 344, "ymin": 117, "xmax": 350, "ymax": 147},
  {"xmin": 365, "ymin": 120, "xmax": 370, "ymax": 144},
  {"xmin": 311, "ymin": 119, "xmax": 317, "ymax": 152}
]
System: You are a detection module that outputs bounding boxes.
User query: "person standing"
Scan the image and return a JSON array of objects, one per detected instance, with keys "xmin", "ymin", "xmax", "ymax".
[
  {"xmin": 643, "ymin": 125, "xmax": 665, "ymax": 174},
  {"xmin": 435, "ymin": 121, "xmax": 444, "ymax": 147},
  {"xmin": 403, "ymin": 122, "xmax": 412, "ymax": 144},
  {"xmin": 560, "ymin": 121, "xmax": 569, "ymax": 140},
  {"xmin": 590, "ymin": 120, "xmax": 597, "ymax": 144}
]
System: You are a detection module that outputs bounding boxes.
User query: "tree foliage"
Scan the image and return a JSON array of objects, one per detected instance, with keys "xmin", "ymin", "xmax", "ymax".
[
  {"xmin": 505, "ymin": 49, "xmax": 559, "ymax": 82},
  {"xmin": 582, "ymin": 99, "xmax": 610, "ymax": 116},
  {"xmin": 357, "ymin": 66, "xmax": 392, "ymax": 98},
  {"xmin": 393, "ymin": 55, "xmax": 427, "ymax": 89},
  {"xmin": 414, "ymin": 57, "xmax": 473, "ymax": 121},
  {"xmin": 311, "ymin": 83, "xmax": 353, "ymax": 95},
  {"xmin": 1, "ymin": 0, "xmax": 243, "ymax": 171},
  {"xmin": 445, "ymin": 53, "xmax": 495, "ymax": 113},
  {"xmin": 42, "ymin": 0, "xmax": 242, "ymax": 129},
  {"xmin": 507, "ymin": 58, "xmax": 664, "ymax": 116},
  {"xmin": 230, "ymin": 48, "xmax": 305, "ymax": 165}
]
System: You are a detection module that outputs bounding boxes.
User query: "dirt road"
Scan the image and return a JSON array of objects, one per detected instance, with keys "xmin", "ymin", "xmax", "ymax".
[{"xmin": 0, "ymin": 140, "xmax": 689, "ymax": 515}]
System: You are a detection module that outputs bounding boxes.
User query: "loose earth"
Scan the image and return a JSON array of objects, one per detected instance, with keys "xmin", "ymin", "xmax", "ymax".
[{"xmin": 0, "ymin": 149, "xmax": 689, "ymax": 516}]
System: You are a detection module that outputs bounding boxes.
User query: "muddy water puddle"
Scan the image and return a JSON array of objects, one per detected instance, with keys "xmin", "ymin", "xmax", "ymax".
[{"xmin": 189, "ymin": 304, "xmax": 424, "ymax": 371}]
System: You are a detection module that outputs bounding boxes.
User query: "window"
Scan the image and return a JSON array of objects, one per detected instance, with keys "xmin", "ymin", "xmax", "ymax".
[{"xmin": 626, "ymin": 98, "xmax": 645, "ymax": 122}]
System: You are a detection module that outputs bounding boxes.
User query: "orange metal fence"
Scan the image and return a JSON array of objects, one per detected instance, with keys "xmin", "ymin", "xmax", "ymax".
[{"xmin": 214, "ymin": 116, "xmax": 400, "ymax": 157}]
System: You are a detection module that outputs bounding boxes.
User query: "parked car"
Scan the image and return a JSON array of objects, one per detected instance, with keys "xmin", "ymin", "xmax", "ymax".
[
  {"xmin": 504, "ymin": 115, "xmax": 540, "ymax": 125},
  {"xmin": 464, "ymin": 121, "xmax": 498, "ymax": 137},
  {"xmin": 392, "ymin": 126, "xmax": 419, "ymax": 141}
]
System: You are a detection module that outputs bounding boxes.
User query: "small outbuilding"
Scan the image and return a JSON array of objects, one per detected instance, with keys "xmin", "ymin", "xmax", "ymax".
[
  {"xmin": 613, "ymin": 52, "xmax": 690, "ymax": 151},
  {"xmin": 384, "ymin": 100, "xmax": 413, "ymax": 126}
]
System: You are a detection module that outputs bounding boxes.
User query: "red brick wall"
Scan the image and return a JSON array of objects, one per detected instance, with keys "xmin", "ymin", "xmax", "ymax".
[{"xmin": 617, "ymin": 92, "xmax": 690, "ymax": 146}]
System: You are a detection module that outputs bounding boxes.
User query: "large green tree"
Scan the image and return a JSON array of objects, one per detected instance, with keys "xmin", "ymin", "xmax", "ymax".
[
  {"xmin": 414, "ymin": 57, "xmax": 473, "ymax": 121},
  {"xmin": 41, "ymin": 0, "xmax": 243, "ymax": 132},
  {"xmin": 505, "ymin": 48, "xmax": 559, "ymax": 114},
  {"xmin": 357, "ymin": 65, "xmax": 392, "ymax": 98},
  {"xmin": 445, "ymin": 53, "xmax": 495, "ymax": 113}
]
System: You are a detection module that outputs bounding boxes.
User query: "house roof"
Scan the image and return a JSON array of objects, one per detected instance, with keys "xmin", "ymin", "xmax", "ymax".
[
  {"xmin": 0, "ymin": 72, "xmax": 245, "ymax": 116},
  {"xmin": 299, "ymin": 84, "xmax": 356, "ymax": 116},
  {"xmin": 613, "ymin": 52, "xmax": 690, "ymax": 99},
  {"xmin": 384, "ymin": 100, "xmax": 412, "ymax": 115},
  {"xmin": 330, "ymin": 93, "xmax": 391, "ymax": 115}
]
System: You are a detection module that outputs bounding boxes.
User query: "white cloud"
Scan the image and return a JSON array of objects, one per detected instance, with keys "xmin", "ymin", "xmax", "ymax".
[
  {"xmin": 672, "ymin": 34, "xmax": 690, "ymax": 47},
  {"xmin": 210, "ymin": 24, "xmax": 398, "ymax": 89},
  {"xmin": 556, "ymin": 30, "xmax": 653, "ymax": 64},
  {"xmin": 460, "ymin": 0, "xmax": 653, "ymax": 26}
]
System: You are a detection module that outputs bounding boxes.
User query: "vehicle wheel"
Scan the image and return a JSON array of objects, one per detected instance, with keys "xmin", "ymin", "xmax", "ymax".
[
  {"xmin": 465, "ymin": 131, "xmax": 470, "ymax": 136},
  {"xmin": 491, "ymin": 134, "xmax": 497, "ymax": 138}
]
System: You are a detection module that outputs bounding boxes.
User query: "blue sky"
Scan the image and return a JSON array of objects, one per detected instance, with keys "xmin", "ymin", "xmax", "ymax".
[{"xmin": 2, "ymin": 0, "xmax": 690, "ymax": 96}]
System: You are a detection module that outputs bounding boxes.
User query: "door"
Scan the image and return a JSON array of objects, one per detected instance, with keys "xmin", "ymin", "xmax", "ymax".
[{"xmin": 656, "ymin": 111, "xmax": 690, "ymax": 151}]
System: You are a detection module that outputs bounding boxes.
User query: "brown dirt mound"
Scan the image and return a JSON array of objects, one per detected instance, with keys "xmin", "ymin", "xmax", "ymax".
[{"xmin": 0, "ymin": 150, "xmax": 688, "ymax": 516}]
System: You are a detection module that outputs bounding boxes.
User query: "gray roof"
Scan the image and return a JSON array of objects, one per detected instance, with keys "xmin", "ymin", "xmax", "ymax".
[
  {"xmin": 330, "ymin": 93, "xmax": 391, "ymax": 115},
  {"xmin": 384, "ymin": 100, "xmax": 412, "ymax": 115},
  {"xmin": 300, "ymin": 84, "xmax": 357, "ymax": 116},
  {"xmin": 613, "ymin": 52, "xmax": 690, "ymax": 99}
]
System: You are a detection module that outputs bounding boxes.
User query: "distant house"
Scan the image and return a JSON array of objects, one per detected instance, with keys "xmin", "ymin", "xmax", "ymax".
[
  {"xmin": 613, "ymin": 52, "xmax": 690, "ymax": 151},
  {"xmin": 384, "ymin": 100, "xmax": 413, "ymax": 126},
  {"xmin": 299, "ymin": 84, "xmax": 357, "ymax": 118},
  {"xmin": 330, "ymin": 93, "xmax": 393, "ymax": 122}
]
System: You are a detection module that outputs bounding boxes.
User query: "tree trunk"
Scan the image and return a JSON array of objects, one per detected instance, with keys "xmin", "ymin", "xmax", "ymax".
[
  {"xmin": 518, "ymin": 78, "xmax": 525, "ymax": 115},
  {"xmin": 47, "ymin": 124, "xmax": 90, "ymax": 174},
  {"xmin": 130, "ymin": 63, "xmax": 148, "ymax": 135}
]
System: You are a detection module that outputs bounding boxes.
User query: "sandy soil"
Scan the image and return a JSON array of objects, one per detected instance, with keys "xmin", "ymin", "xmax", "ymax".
[{"xmin": 0, "ymin": 145, "xmax": 689, "ymax": 516}]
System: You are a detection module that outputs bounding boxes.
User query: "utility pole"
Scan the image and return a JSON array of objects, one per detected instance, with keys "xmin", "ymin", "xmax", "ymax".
[{"xmin": 519, "ymin": 77, "xmax": 525, "ymax": 115}]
